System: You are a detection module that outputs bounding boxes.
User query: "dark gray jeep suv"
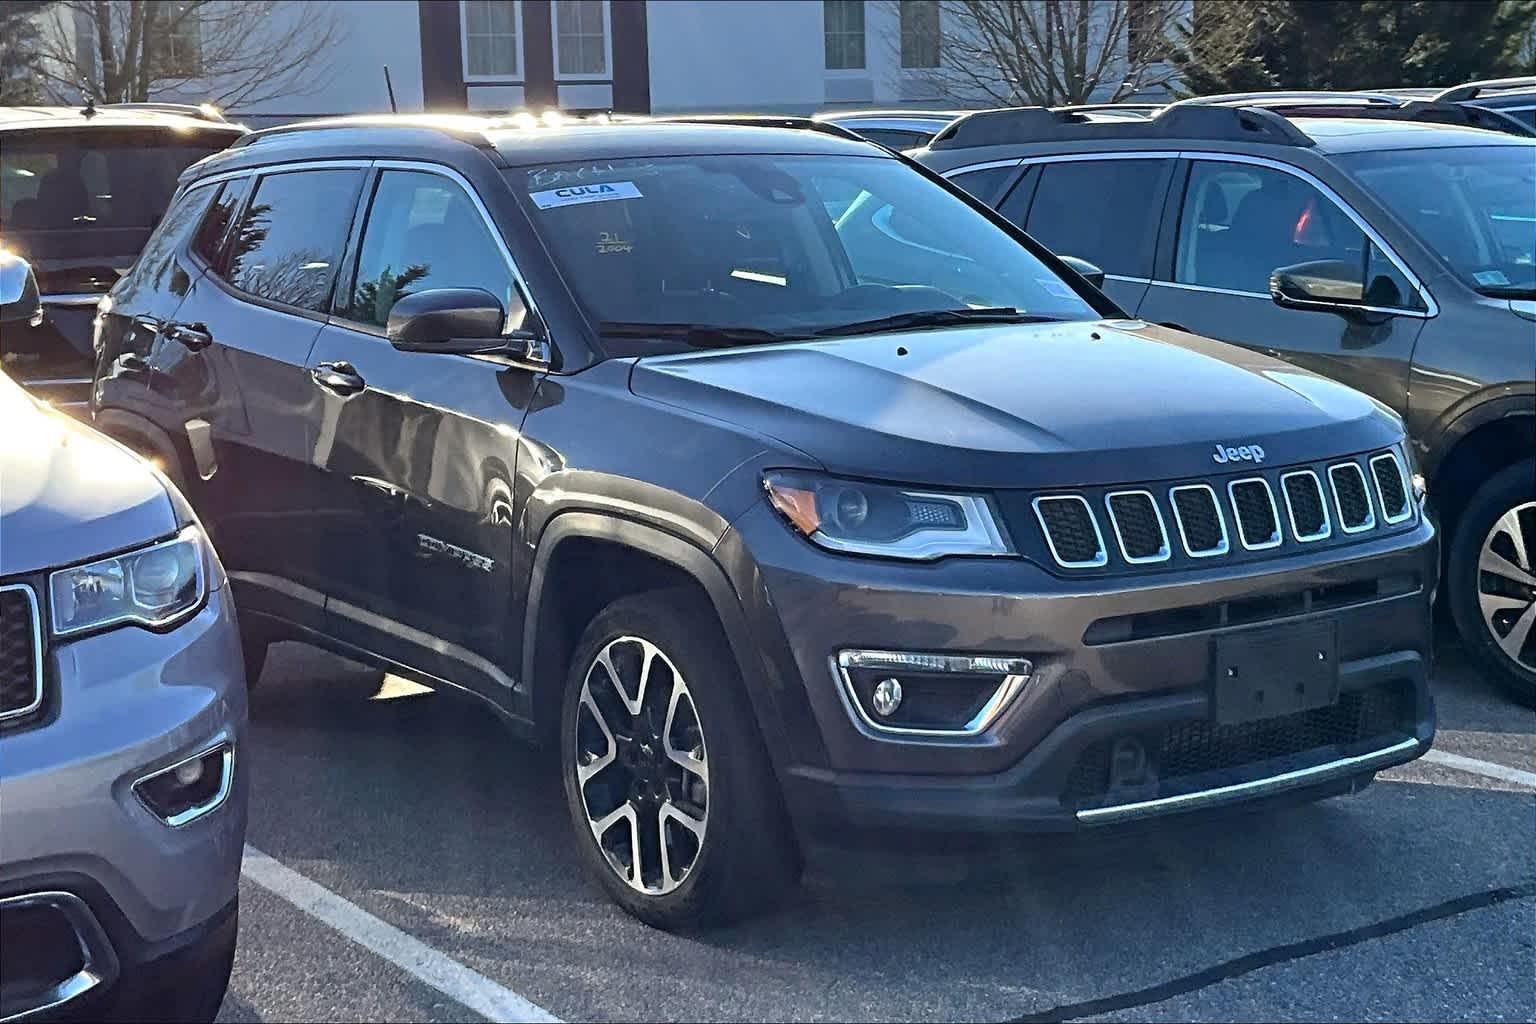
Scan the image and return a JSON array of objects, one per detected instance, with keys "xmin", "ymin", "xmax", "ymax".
[
  {"xmin": 915, "ymin": 102, "xmax": 1536, "ymax": 699},
  {"xmin": 94, "ymin": 115, "xmax": 1435, "ymax": 928}
]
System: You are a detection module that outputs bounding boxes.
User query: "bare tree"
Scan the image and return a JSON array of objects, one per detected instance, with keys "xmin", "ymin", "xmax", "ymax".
[
  {"xmin": 35, "ymin": 0, "xmax": 344, "ymax": 108},
  {"xmin": 893, "ymin": 0, "xmax": 1188, "ymax": 107}
]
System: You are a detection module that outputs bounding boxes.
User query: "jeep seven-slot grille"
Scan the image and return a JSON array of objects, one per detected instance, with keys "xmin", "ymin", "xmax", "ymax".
[
  {"xmin": 1170, "ymin": 485, "xmax": 1226, "ymax": 555},
  {"xmin": 0, "ymin": 586, "xmax": 42, "ymax": 722},
  {"xmin": 1371, "ymin": 454, "xmax": 1410, "ymax": 522},
  {"xmin": 1061, "ymin": 681, "xmax": 1413, "ymax": 808},
  {"xmin": 1021, "ymin": 450, "xmax": 1413, "ymax": 573},
  {"xmin": 1330, "ymin": 463, "xmax": 1375, "ymax": 531},
  {"xmin": 1282, "ymin": 471, "xmax": 1329, "ymax": 541},
  {"xmin": 1229, "ymin": 479, "xmax": 1281, "ymax": 549},
  {"xmin": 1033, "ymin": 496, "xmax": 1105, "ymax": 566},
  {"xmin": 1106, "ymin": 492, "xmax": 1167, "ymax": 562}
]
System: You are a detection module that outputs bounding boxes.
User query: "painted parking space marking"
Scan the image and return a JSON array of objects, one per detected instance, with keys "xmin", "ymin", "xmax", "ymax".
[
  {"xmin": 241, "ymin": 845, "xmax": 561, "ymax": 1024},
  {"xmin": 1421, "ymin": 748, "xmax": 1536, "ymax": 789}
]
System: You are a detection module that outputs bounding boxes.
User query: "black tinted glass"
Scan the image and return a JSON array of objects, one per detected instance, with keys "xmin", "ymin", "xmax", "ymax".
[
  {"xmin": 193, "ymin": 177, "xmax": 249, "ymax": 266},
  {"xmin": 856, "ymin": 129, "xmax": 927, "ymax": 150},
  {"xmin": 130, "ymin": 183, "xmax": 217, "ymax": 292},
  {"xmin": 0, "ymin": 129, "xmax": 230, "ymax": 231},
  {"xmin": 1012, "ymin": 159, "xmax": 1170, "ymax": 276},
  {"xmin": 343, "ymin": 171, "xmax": 513, "ymax": 329},
  {"xmin": 227, "ymin": 169, "xmax": 361, "ymax": 312},
  {"xmin": 948, "ymin": 165, "xmax": 1013, "ymax": 203}
]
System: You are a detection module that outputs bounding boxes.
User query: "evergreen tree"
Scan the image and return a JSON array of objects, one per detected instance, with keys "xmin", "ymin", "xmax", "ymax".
[{"xmin": 0, "ymin": 1, "xmax": 52, "ymax": 104}]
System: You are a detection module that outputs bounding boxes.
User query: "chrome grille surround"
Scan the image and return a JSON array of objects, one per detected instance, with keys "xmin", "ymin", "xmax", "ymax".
[
  {"xmin": 1280, "ymin": 470, "xmax": 1332, "ymax": 543},
  {"xmin": 1328, "ymin": 461, "xmax": 1377, "ymax": 533},
  {"xmin": 1103, "ymin": 490, "xmax": 1171, "ymax": 564},
  {"xmin": 1369, "ymin": 452, "xmax": 1413, "ymax": 524},
  {"xmin": 1167, "ymin": 484, "xmax": 1230, "ymax": 558},
  {"xmin": 0, "ymin": 584, "xmax": 43, "ymax": 723},
  {"xmin": 1227, "ymin": 477, "xmax": 1283, "ymax": 551},
  {"xmin": 1032, "ymin": 495, "xmax": 1108, "ymax": 568}
]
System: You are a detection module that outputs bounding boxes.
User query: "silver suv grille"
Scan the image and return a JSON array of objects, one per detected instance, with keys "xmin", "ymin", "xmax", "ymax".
[
  {"xmin": 1023, "ymin": 450, "xmax": 1414, "ymax": 572},
  {"xmin": 0, "ymin": 585, "xmax": 43, "ymax": 722}
]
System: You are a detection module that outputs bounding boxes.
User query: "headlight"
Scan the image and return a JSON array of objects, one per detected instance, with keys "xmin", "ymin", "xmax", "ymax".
[
  {"xmin": 50, "ymin": 526, "xmax": 207, "ymax": 637},
  {"xmin": 764, "ymin": 471, "xmax": 1013, "ymax": 560}
]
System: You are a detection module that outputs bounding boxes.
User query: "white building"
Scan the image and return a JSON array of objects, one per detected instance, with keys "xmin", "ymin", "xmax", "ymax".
[{"xmin": 48, "ymin": 1, "xmax": 1180, "ymax": 124}]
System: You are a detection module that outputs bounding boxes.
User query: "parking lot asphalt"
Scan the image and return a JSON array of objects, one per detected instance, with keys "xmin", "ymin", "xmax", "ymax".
[{"xmin": 217, "ymin": 628, "xmax": 1535, "ymax": 1023}]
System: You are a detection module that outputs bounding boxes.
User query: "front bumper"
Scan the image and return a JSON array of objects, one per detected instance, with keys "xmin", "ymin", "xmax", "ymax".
[
  {"xmin": 720, "ymin": 502, "xmax": 1437, "ymax": 835},
  {"xmin": 0, "ymin": 583, "xmax": 247, "ymax": 1021}
]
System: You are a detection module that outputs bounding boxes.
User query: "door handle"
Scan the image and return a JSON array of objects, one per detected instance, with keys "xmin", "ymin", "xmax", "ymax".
[
  {"xmin": 132, "ymin": 315, "xmax": 165, "ymax": 338},
  {"xmin": 168, "ymin": 321, "xmax": 213, "ymax": 351},
  {"xmin": 310, "ymin": 360, "xmax": 366, "ymax": 396}
]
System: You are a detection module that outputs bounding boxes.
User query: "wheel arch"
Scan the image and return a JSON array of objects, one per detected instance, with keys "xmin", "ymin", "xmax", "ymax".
[
  {"xmin": 520, "ymin": 512, "xmax": 790, "ymax": 765},
  {"xmin": 1425, "ymin": 397, "xmax": 1536, "ymax": 530}
]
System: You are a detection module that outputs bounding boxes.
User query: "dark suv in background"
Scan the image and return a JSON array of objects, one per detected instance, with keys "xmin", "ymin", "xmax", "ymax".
[
  {"xmin": 916, "ymin": 101, "xmax": 1536, "ymax": 699},
  {"xmin": 95, "ymin": 115, "xmax": 1435, "ymax": 929},
  {"xmin": 0, "ymin": 102, "xmax": 243, "ymax": 410}
]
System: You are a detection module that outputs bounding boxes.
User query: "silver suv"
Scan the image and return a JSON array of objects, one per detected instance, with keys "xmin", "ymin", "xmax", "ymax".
[{"xmin": 0, "ymin": 260, "xmax": 246, "ymax": 1023}]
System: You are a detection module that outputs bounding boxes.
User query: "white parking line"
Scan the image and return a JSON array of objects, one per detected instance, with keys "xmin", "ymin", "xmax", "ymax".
[
  {"xmin": 242, "ymin": 845, "xmax": 561, "ymax": 1023},
  {"xmin": 1421, "ymin": 749, "xmax": 1536, "ymax": 789}
]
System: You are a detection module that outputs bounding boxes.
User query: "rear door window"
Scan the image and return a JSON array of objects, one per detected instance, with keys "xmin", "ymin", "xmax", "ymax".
[
  {"xmin": 340, "ymin": 170, "xmax": 515, "ymax": 330},
  {"xmin": 225, "ymin": 169, "xmax": 363, "ymax": 313},
  {"xmin": 1006, "ymin": 159, "xmax": 1173, "ymax": 278},
  {"xmin": 192, "ymin": 177, "xmax": 250, "ymax": 267}
]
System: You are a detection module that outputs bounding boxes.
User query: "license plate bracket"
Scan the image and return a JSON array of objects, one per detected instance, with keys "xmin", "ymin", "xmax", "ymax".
[{"xmin": 1211, "ymin": 620, "xmax": 1339, "ymax": 725}]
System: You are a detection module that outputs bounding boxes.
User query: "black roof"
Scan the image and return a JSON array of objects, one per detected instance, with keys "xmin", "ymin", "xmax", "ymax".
[
  {"xmin": 0, "ymin": 103, "xmax": 244, "ymax": 134},
  {"xmin": 201, "ymin": 114, "xmax": 888, "ymax": 180}
]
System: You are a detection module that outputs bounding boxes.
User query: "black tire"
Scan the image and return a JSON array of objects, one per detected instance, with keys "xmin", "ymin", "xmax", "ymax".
[
  {"xmin": 560, "ymin": 589, "xmax": 802, "ymax": 930},
  {"xmin": 1447, "ymin": 459, "xmax": 1536, "ymax": 703}
]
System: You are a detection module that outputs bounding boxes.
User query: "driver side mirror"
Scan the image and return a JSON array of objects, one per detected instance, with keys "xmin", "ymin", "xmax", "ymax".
[
  {"xmin": 386, "ymin": 287, "xmax": 546, "ymax": 363},
  {"xmin": 0, "ymin": 252, "xmax": 43, "ymax": 327},
  {"xmin": 1269, "ymin": 260, "xmax": 1366, "ymax": 312},
  {"xmin": 1058, "ymin": 255, "xmax": 1105, "ymax": 290}
]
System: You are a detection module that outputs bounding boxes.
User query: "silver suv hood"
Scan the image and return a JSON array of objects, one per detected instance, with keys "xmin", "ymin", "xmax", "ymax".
[{"xmin": 0, "ymin": 374, "xmax": 174, "ymax": 576}]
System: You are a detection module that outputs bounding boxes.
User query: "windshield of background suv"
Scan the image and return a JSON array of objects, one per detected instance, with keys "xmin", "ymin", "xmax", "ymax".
[
  {"xmin": 509, "ymin": 154, "xmax": 1099, "ymax": 348},
  {"xmin": 1340, "ymin": 145, "xmax": 1536, "ymax": 298}
]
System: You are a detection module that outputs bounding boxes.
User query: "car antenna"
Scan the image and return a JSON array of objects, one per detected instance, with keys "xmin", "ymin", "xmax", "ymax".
[
  {"xmin": 79, "ymin": 79, "xmax": 96, "ymax": 119},
  {"xmin": 383, "ymin": 64, "xmax": 398, "ymax": 114}
]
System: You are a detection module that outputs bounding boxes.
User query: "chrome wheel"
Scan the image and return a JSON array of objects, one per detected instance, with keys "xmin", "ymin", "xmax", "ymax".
[
  {"xmin": 1478, "ymin": 501, "xmax": 1536, "ymax": 672},
  {"xmin": 573, "ymin": 636, "xmax": 709, "ymax": 895}
]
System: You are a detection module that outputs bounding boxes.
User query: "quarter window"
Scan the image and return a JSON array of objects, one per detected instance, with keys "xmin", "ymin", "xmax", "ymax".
[
  {"xmin": 1004, "ymin": 159, "xmax": 1170, "ymax": 278},
  {"xmin": 554, "ymin": 0, "xmax": 608, "ymax": 77},
  {"xmin": 130, "ymin": 183, "xmax": 216, "ymax": 292},
  {"xmin": 342, "ymin": 171, "xmax": 515, "ymax": 330},
  {"xmin": 1175, "ymin": 160, "xmax": 1421, "ymax": 309},
  {"xmin": 192, "ymin": 177, "xmax": 249, "ymax": 266},
  {"xmin": 824, "ymin": 0, "xmax": 866, "ymax": 70},
  {"xmin": 947, "ymin": 165, "xmax": 1015, "ymax": 204},
  {"xmin": 463, "ymin": 0, "xmax": 521, "ymax": 78},
  {"xmin": 225, "ymin": 169, "xmax": 362, "ymax": 313}
]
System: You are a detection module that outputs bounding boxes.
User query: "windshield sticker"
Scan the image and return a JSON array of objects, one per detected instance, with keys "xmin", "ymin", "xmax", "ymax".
[
  {"xmin": 1037, "ymin": 277, "xmax": 1077, "ymax": 299},
  {"xmin": 530, "ymin": 181, "xmax": 643, "ymax": 209},
  {"xmin": 1473, "ymin": 269, "xmax": 1511, "ymax": 287}
]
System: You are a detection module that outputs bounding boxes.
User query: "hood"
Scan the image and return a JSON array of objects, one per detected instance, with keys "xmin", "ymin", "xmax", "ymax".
[
  {"xmin": 629, "ymin": 319, "xmax": 1403, "ymax": 488},
  {"xmin": 0, "ymin": 374, "xmax": 175, "ymax": 575}
]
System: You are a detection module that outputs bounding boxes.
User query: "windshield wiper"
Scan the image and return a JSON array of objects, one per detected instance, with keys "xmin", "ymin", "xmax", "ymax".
[
  {"xmin": 1475, "ymin": 285, "xmax": 1536, "ymax": 300},
  {"xmin": 810, "ymin": 307, "xmax": 1063, "ymax": 338},
  {"xmin": 599, "ymin": 321, "xmax": 803, "ymax": 349}
]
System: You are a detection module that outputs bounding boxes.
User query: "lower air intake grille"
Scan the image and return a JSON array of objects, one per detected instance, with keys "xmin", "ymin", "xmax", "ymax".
[
  {"xmin": 1062, "ymin": 682, "xmax": 1413, "ymax": 807},
  {"xmin": 1034, "ymin": 496, "xmax": 1105, "ymax": 567},
  {"xmin": 1371, "ymin": 454, "xmax": 1410, "ymax": 522},
  {"xmin": 0, "ymin": 586, "xmax": 42, "ymax": 722},
  {"xmin": 1330, "ymin": 463, "xmax": 1375, "ymax": 531},
  {"xmin": 1106, "ymin": 492, "xmax": 1167, "ymax": 561},
  {"xmin": 1170, "ymin": 485, "xmax": 1225, "ymax": 555},
  {"xmin": 1229, "ymin": 479, "xmax": 1280, "ymax": 548},
  {"xmin": 1282, "ymin": 471, "xmax": 1329, "ymax": 541}
]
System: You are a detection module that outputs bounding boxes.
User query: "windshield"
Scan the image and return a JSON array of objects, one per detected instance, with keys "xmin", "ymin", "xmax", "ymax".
[
  {"xmin": 509, "ymin": 153, "xmax": 1099, "ymax": 348},
  {"xmin": 1340, "ymin": 145, "xmax": 1536, "ymax": 298}
]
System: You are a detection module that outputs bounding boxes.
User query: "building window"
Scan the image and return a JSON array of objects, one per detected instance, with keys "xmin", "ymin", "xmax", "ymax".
[
  {"xmin": 153, "ymin": 2, "xmax": 203, "ymax": 77},
  {"xmin": 554, "ymin": 0, "xmax": 610, "ymax": 78},
  {"xmin": 462, "ymin": 0, "xmax": 521, "ymax": 79},
  {"xmin": 824, "ymin": 0, "xmax": 866, "ymax": 71},
  {"xmin": 900, "ymin": 1, "xmax": 939, "ymax": 69}
]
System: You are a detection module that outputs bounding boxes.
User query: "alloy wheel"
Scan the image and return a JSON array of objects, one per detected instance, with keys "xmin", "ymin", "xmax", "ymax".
[
  {"xmin": 1478, "ymin": 501, "xmax": 1536, "ymax": 672},
  {"xmin": 573, "ymin": 636, "xmax": 709, "ymax": 895}
]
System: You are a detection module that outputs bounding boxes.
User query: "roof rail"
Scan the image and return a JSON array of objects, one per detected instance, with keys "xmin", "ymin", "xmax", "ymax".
[
  {"xmin": 1177, "ymin": 91, "xmax": 1536, "ymax": 138},
  {"xmin": 647, "ymin": 113, "xmax": 867, "ymax": 143},
  {"xmin": 1435, "ymin": 75, "xmax": 1536, "ymax": 102},
  {"xmin": 1170, "ymin": 91, "xmax": 1404, "ymax": 107},
  {"xmin": 1051, "ymin": 103, "xmax": 1161, "ymax": 117},
  {"xmin": 929, "ymin": 103, "xmax": 1315, "ymax": 149},
  {"xmin": 102, "ymin": 101, "xmax": 229, "ymax": 123}
]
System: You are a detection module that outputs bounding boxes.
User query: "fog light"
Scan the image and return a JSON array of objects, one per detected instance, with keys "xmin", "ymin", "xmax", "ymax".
[
  {"xmin": 871, "ymin": 677, "xmax": 903, "ymax": 717},
  {"xmin": 133, "ymin": 742, "xmax": 233, "ymax": 827}
]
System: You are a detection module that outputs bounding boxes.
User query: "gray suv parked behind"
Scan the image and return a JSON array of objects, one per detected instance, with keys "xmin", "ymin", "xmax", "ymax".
[
  {"xmin": 916, "ymin": 102, "xmax": 1536, "ymax": 698},
  {"xmin": 0, "ymin": 283, "xmax": 247, "ymax": 1022},
  {"xmin": 95, "ymin": 115, "xmax": 1435, "ymax": 929}
]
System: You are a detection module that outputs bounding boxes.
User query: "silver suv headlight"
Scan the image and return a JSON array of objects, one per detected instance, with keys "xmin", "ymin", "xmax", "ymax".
[
  {"xmin": 49, "ymin": 526, "xmax": 208, "ymax": 637},
  {"xmin": 764, "ymin": 471, "xmax": 1013, "ymax": 560}
]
